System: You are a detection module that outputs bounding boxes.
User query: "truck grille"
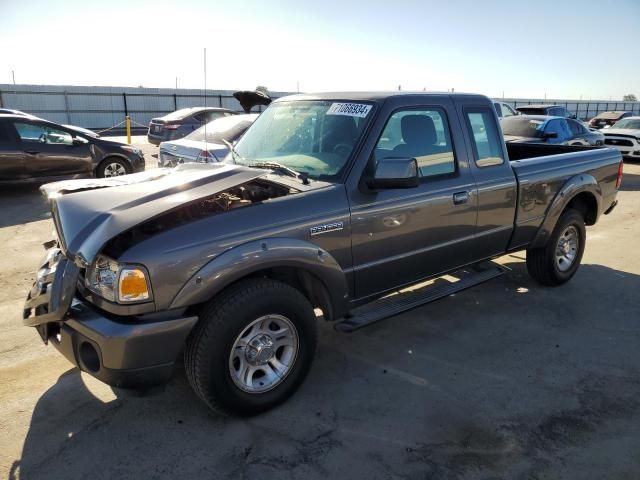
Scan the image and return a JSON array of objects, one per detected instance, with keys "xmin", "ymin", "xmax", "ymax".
[{"xmin": 23, "ymin": 247, "xmax": 79, "ymax": 326}]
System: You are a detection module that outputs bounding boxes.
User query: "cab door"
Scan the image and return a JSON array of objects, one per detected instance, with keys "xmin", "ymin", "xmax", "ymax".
[
  {"xmin": 453, "ymin": 100, "xmax": 517, "ymax": 261},
  {"xmin": 347, "ymin": 96, "xmax": 478, "ymax": 299}
]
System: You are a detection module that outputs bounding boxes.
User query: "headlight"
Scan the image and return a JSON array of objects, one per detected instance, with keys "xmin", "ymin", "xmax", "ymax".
[
  {"xmin": 121, "ymin": 145, "xmax": 143, "ymax": 157},
  {"xmin": 119, "ymin": 267, "xmax": 151, "ymax": 302},
  {"xmin": 85, "ymin": 254, "xmax": 152, "ymax": 303}
]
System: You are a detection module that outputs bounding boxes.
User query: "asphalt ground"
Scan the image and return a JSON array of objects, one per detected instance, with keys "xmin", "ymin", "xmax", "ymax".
[{"xmin": 1, "ymin": 141, "xmax": 639, "ymax": 479}]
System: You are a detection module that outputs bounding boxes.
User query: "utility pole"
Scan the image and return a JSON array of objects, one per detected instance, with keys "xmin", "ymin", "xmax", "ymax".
[
  {"xmin": 11, "ymin": 70, "xmax": 15, "ymax": 85},
  {"xmin": 296, "ymin": 81, "xmax": 299, "ymax": 93},
  {"xmin": 175, "ymin": 77, "xmax": 178, "ymax": 89}
]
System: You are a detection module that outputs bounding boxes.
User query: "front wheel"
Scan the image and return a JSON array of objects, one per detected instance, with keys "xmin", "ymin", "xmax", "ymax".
[
  {"xmin": 97, "ymin": 158, "xmax": 131, "ymax": 178},
  {"xmin": 184, "ymin": 278, "xmax": 317, "ymax": 416},
  {"xmin": 526, "ymin": 208, "xmax": 586, "ymax": 286}
]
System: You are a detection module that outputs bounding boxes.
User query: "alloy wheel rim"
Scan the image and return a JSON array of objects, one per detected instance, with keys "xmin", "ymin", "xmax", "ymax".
[
  {"xmin": 228, "ymin": 314, "xmax": 299, "ymax": 393},
  {"xmin": 104, "ymin": 163, "xmax": 127, "ymax": 177},
  {"xmin": 555, "ymin": 225, "xmax": 579, "ymax": 272}
]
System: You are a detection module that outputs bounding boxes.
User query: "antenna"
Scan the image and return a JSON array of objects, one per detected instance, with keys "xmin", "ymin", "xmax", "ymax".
[{"xmin": 203, "ymin": 48, "xmax": 208, "ymax": 159}]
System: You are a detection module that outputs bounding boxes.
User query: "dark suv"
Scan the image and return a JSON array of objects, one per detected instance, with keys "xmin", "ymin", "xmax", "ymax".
[
  {"xmin": 516, "ymin": 104, "xmax": 577, "ymax": 119},
  {"xmin": 147, "ymin": 107, "xmax": 235, "ymax": 145}
]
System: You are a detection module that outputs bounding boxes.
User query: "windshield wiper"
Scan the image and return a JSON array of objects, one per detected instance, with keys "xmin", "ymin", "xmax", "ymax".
[
  {"xmin": 221, "ymin": 139, "xmax": 244, "ymax": 165},
  {"xmin": 248, "ymin": 162, "xmax": 310, "ymax": 185}
]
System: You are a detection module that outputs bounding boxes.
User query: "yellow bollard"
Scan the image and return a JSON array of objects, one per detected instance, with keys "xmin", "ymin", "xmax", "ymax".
[{"xmin": 125, "ymin": 115, "xmax": 132, "ymax": 145}]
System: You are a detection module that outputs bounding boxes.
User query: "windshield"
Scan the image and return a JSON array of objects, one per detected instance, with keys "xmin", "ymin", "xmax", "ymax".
[
  {"xmin": 186, "ymin": 114, "xmax": 256, "ymax": 143},
  {"xmin": 227, "ymin": 100, "xmax": 373, "ymax": 180},
  {"xmin": 501, "ymin": 117, "xmax": 545, "ymax": 137},
  {"xmin": 611, "ymin": 118, "xmax": 640, "ymax": 129}
]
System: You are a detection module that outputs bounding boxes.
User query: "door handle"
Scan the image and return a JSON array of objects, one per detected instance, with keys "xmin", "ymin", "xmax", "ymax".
[
  {"xmin": 453, "ymin": 191, "xmax": 470, "ymax": 205},
  {"xmin": 24, "ymin": 150, "xmax": 40, "ymax": 155}
]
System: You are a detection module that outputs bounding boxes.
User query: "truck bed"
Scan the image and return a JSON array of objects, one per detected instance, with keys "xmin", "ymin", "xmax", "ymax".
[{"xmin": 507, "ymin": 143, "xmax": 621, "ymax": 249}]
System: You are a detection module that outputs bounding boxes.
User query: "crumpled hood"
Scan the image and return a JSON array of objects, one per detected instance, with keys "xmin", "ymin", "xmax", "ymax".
[{"xmin": 41, "ymin": 163, "xmax": 267, "ymax": 265}]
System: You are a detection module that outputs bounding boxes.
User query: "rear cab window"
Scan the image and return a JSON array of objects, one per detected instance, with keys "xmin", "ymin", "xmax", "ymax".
[
  {"xmin": 375, "ymin": 108, "xmax": 456, "ymax": 178},
  {"xmin": 464, "ymin": 108, "xmax": 504, "ymax": 167}
]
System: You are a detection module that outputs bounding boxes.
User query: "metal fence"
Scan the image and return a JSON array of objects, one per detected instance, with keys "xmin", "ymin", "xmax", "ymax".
[
  {"xmin": 0, "ymin": 84, "xmax": 293, "ymax": 131},
  {"xmin": 1, "ymin": 84, "xmax": 639, "ymax": 130},
  {"xmin": 502, "ymin": 98, "xmax": 640, "ymax": 121}
]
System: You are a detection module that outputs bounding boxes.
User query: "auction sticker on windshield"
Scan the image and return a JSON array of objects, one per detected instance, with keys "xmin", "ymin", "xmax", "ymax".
[{"xmin": 327, "ymin": 103, "xmax": 372, "ymax": 118}]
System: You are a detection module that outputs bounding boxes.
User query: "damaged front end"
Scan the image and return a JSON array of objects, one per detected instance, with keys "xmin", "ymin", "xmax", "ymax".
[
  {"xmin": 24, "ymin": 163, "xmax": 299, "ymax": 327},
  {"xmin": 22, "ymin": 163, "xmax": 303, "ymax": 388}
]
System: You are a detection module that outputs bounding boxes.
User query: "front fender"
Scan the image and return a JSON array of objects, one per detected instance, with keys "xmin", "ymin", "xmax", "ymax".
[
  {"xmin": 530, "ymin": 174, "xmax": 601, "ymax": 248},
  {"xmin": 169, "ymin": 238, "xmax": 349, "ymax": 317}
]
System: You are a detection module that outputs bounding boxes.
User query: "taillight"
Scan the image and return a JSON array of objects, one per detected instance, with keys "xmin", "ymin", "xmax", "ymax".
[
  {"xmin": 164, "ymin": 124, "xmax": 180, "ymax": 130},
  {"xmin": 196, "ymin": 150, "xmax": 216, "ymax": 163},
  {"xmin": 615, "ymin": 160, "xmax": 623, "ymax": 189}
]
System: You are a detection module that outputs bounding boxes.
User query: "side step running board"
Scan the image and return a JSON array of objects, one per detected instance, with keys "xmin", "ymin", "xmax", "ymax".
[{"xmin": 334, "ymin": 262, "xmax": 506, "ymax": 333}]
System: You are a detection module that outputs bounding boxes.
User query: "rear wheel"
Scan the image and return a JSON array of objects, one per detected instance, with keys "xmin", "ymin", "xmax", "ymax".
[
  {"xmin": 184, "ymin": 278, "xmax": 317, "ymax": 416},
  {"xmin": 526, "ymin": 208, "xmax": 586, "ymax": 286},
  {"xmin": 97, "ymin": 158, "xmax": 131, "ymax": 178}
]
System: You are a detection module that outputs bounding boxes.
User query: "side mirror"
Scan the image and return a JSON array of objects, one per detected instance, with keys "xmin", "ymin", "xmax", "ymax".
[
  {"xmin": 543, "ymin": 132, "xmax": 558, "ymax": 139},
  {"xmin": 72, "ymin": 137, "xmax": 88, "ymax": 146},
  {"xmin": 367, "ymin": 157, "xmax": 420, "ymax": 189},
  {"xmin": 571, "ymin": 114, "xmax": 577, "ymax": 119}
]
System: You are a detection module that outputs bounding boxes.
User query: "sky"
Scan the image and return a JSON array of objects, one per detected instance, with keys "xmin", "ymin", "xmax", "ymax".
[{"xmin": 0, "ymin": 0, "xmax": 638, "ymax": 100}]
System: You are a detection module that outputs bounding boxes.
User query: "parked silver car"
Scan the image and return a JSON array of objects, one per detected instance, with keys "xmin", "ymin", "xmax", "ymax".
[{"xmin": 158, "ymin": 114, "xmax": 258, "ymax": 167}]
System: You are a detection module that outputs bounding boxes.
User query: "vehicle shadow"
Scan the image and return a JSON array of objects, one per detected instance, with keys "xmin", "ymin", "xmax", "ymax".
[
  {"xmin": 619, "ymin": 171, "xmax": 640, "ymax": 191},
  {"xmin": 9, "ymin": 261, "xmax": 640, "ymax": 479},
  {"xmin": 0, "ymin": 184, "xmax": 50, "ymax": 228}
]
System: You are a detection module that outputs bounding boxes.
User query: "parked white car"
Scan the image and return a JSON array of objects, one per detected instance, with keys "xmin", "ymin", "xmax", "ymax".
[
  {"xmin": 493, "ymin": 101, "xmax": 518, "ymax": 119},
  {"xmin": 602, "ymin": 117, "xmax": 640, "ymax": 160}
]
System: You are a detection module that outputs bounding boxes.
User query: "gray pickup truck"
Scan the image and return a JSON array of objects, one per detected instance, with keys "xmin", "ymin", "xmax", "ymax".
[{"xmin": 23, "ymin": 92, "xmax": 622, "ymax": 416}]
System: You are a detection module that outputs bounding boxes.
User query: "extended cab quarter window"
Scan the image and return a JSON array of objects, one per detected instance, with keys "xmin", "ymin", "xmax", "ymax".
[
  {"xmin": 465, "ymin": 109, "xmax": 504, "ymax": 167},
  {"xmin": 375, "ymin": 108, "xmax": 456, "ymax": 178},
  {"xmin": 14, "ymin": 122, "xmax": 73, "ymax": 145}
]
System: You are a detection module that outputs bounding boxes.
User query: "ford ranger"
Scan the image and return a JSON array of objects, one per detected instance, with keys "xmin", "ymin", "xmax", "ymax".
[{"xmin": 23, "ymin": 92, "xmax": 623, "ymax": 416}]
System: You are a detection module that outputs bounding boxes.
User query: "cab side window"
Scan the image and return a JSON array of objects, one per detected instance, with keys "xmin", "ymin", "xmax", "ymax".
[
  {"xmin": 464, "ymin": 108, "xmax": 504, "ymax": 167},
  {"xmin": 375, "ymin": 108, "xmax": 456, "ymax": 178}
]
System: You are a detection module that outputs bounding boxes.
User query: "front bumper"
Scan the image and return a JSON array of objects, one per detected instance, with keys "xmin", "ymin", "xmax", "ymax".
[{"xmin": 36, "ymin": 299, "xmax": 197, "ymax": 388}]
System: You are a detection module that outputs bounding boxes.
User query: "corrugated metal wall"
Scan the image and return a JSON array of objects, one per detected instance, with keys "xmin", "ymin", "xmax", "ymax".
[
  {"xmin": 1, "ymin": 84, "xmax": 639, "ymax": 129},
  {"xmin": 0, "ymin": 84, "xmax": 293, "ymax": 130}
]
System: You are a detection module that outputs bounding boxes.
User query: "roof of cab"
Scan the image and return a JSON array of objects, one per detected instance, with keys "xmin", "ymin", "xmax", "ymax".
[{"xmin": 273, "ymin": 91, "xmax": 488, "ymax": 103}]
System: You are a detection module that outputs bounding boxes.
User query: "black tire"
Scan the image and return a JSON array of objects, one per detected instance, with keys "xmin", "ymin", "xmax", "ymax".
[
  {"xmin": 96, "ymin": 157, "xmax": 132, "ymax": 178},
  {"xmin": 526, "ymin": 208, "xmax": 586, "ymax": 286},
  {"xmin": 184, "ymin": 278, "xmax": 317, "ymax": 416}
]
